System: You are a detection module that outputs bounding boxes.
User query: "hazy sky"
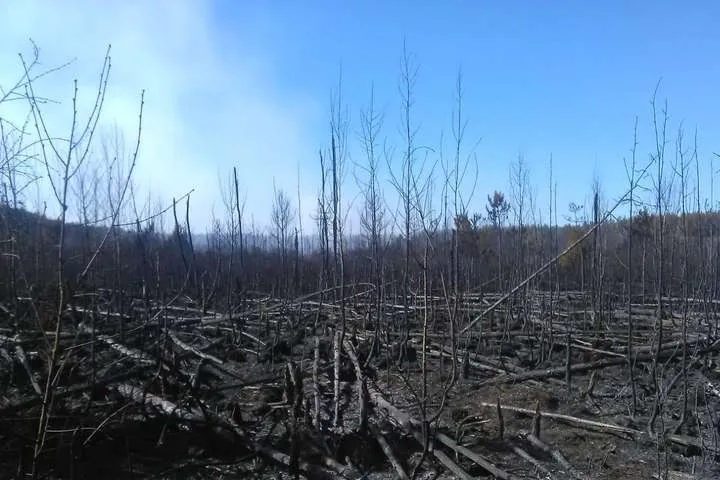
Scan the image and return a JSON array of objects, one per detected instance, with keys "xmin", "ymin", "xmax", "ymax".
[{"xmin": 1, "ymin": 1, "xmax": 719, "ymax": 234}]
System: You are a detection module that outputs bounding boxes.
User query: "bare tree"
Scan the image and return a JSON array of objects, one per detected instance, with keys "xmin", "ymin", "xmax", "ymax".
[
  {"xmin": 385, "ymin": 41, "xmax": 419, "ymax": 366},
  {"xmin": 672, "ymin": 125, "xmax": 691, "ymax": 434},
  {"xmin": 271, "ymin": 183, "xmax": 294, "ymax": 295},
  {"xmin": 355, "ymin": 83, "xmax": 386, "ymax": 357},
  {"xmin": 509, "ymin": 155, "xmax": 530, "ymax": 287},
  {"xmin": 330, "ymin": 68, "xmax": 349, "ymax": 332},
  {"xmin": 648, "ymin": 82, "xmax": 669, "ymax": 438},
  {"xmin": 624, "ymin": 116, "xmax": 640, "ymax": 414},
  {"xmin": 233, "ymin": 166, "xmax": 246, "ymax": 291},
  {"xmin": 21, "ymin": 44, "xmax": 116, "ymax": 472}
]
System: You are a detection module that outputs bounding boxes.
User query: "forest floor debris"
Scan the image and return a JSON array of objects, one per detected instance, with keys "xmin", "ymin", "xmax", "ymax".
[{"xmin": 1, "ymin": 290, "xmax": 720, "ymax": 479}]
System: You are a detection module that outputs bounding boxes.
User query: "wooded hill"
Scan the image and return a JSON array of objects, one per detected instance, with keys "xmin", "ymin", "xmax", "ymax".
[{"xmin": 3, "ymin": 202, "xmax": 720, "ymax": 310}]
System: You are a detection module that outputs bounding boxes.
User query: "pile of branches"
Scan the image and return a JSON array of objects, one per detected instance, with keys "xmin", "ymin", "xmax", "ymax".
[
  {"xmin": 2, "ymin": 287, "xmax": 720, "ymax": 479},
  {"xmin": 0, "ymin": 289, "xmax": 456, "ymax": 479}
]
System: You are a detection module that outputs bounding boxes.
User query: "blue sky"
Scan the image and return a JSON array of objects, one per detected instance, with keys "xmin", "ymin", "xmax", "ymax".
[{"xmin": 1, "ymin": 1, "xmax": 719, "ymax": 234}]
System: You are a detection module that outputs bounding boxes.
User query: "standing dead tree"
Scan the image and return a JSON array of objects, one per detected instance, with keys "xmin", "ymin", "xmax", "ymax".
[
  {"xmin": 17, "ymin": 44, "xmax": 145, "ymax": 475},
  {"xmin": 648, "ymin": 83, "xmax": 669, "ymax": 441},
  {"xmin": 624, "ymin": 116, "xmax": 641, "ymax": 414},
  {"xmin": 271, "ymin": 184, "xmax": 294, "ymax": 297},
  {"xmin": 22, "ymin": 45, "xmax": 112, "ymax": 474},
  {"xmin": 355, "ymin": 83, "xmax": 386, "ymax": 362}
]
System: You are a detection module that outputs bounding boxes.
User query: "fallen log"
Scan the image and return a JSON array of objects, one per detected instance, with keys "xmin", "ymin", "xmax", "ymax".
[
  {"xmin": 0, "ymin": 365, "xmax": 151, "ymax": 415},
  {"xmin": 112, "ymin": 381, "xmax": 358, "ymax": 479},
  {"xmin": 78, "ymin": 322, "xmax": 155, "ymax": 365},
  {"xmin": 477, "ymin": 402, "xmax": 640, "ymax": 437},
  {"xmin": 475, "ymin": 339, "xmax": 720, "ymax": 388},
  {"xmin": 374, "ymin": 427, "xmax": 410, "ymax": 480},
  {"xmin": 167, "ymin": 330, "xmax": 223, "ymax": 365},
  {"xmin": 525, "ymin": 433, "xmax": 587, "ymax": 480},
  {"xmin": 435, "ymin": 431, "xmax": 518, "ymax": 480},
  {"xmin": 343, "ymin": 339, "xmax": 517, "ymax": 480},
  {"xmin": 433, "ymin": 448, "xmax": 474, "ymax": 480},
  {"xmin": 477, "ymin": 402, "xmax": 718, "ymax": 455},
  {"xmin": 509, "ymin": 441, "xmax": 555, "ymax": 479}
]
